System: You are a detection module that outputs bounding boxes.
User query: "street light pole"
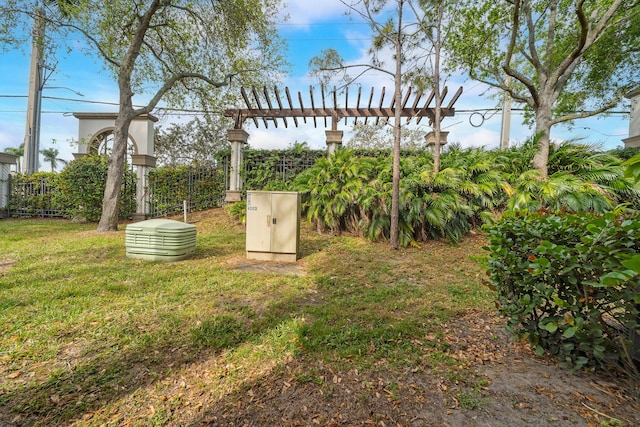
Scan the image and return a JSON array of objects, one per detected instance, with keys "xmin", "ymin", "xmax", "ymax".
[
  {"xmin": 23, "ymin": 7, "xmax": 45, "ymax": 175},
  {"xmin": 500, "ymin": 76, "xmax": 512, "ymax": 151}
]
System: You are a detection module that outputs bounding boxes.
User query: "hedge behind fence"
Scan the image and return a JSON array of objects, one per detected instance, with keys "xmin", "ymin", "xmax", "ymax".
[
  {"xmin": 6, "ymin": 172, "xmax": 63, "ymax": 217},
  {"xmin": 148, "ymin": 166, "xmax": 226, "ymax": 217},
  {"xmin": 57, "ymin": 155, "xmax": 137, "ymax": 221},
  {"xmin": 7, "ymin": 156, "xmax": 136, "ymax": 221}
]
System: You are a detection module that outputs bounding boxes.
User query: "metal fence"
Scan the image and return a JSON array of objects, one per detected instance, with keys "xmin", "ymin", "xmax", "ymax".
[
  {"xmin": 2, "ymin": 150, "xmax": 323, "ymax": 220},
  {"xmin": 4, "ymin": 176, "xmax": 66, "ymax": 218},
  {"xmin": 148, "ymin": 164, "xmax": 228, "ymax": 218},
  {"xmin": 242, "ymin": 150, "xmax": 324, "ymax": 189}
]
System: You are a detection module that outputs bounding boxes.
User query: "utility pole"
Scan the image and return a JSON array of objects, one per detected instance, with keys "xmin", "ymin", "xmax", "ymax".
[
  {"xmin": 23, "ymin": 8, "xmax": 45, "ymax": 175},
  {"xmin": 500, "ymin": 76, "xmax": 512, "ymax": 150}
]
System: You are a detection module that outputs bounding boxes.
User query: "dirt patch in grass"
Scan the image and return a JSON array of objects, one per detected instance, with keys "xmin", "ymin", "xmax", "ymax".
[
  {"xmin": 189, "ymin": 310, "xmax": 639, "ymax": 427},
  {"xmin": 228, "ymin": 258, "xmax": 307, "ymax": 276},
  {"xmin": 0, "ymin": 259, "xmax": 16, "ymax": 270}
]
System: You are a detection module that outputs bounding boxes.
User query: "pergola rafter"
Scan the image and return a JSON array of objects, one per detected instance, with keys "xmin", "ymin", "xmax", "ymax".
[{"xmin": 225, "ymin": 85, "xmax": 463, "ymax": 131}]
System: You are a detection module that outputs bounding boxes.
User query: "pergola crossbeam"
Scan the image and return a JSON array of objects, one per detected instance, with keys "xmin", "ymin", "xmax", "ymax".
[
  {"xmin": 375, "ymin": 87, "xmax": 386, "ymax": 126},
  {"xmin": 263, "ymin": 86, "xmax": 277, "ymax": 128},
  {"xmin": 285, "ymin": 87, "xmax": 299, "ymax": 127},
  {"xmin": 309, "ymin": 86, "xmax": 317, "ymax": 128},
  {"xmin": 251, "ymin": 86, "xmax": 268, "ymax": 128},
  {"xmin": 229, "ymin": 107, "xmax": 455, "ymax": 119},
  {"xmin": 447, "ymin": 86, "xmax": 463, "ymax": 109},
  {"xmin": 225, "ymin": 85, "xmax": 462, "ymax": 130},
  {"xmin": 321, "ymin": 84, "xmax": 328, "ymax": 128},
  {"xmin": 416, "ymin": 89, "xmax": 436, "ymax": 125},
  {"xmin": 273, "ymin": 86, "xmax": 287, "ymax": 128},
  {"xmin": 240, "ymin": 87, "xmax": 259, "ymax": 128},
  {"xmin": 365, "ymin": 87, "xmax": 374, "ymax": 125}
]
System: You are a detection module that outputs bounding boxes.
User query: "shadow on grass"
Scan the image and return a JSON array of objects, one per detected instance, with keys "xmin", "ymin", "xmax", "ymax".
[
  {"xmin": 185, "ymin": 237, "xmax": 487, "ymax": 426},
  {"xmin": 0, "ymin": 287, "xmax": 313, "ymax": 426},
  {"xmin": 1, "ymin": 225, "xmax": 491, "ymax": 426}
]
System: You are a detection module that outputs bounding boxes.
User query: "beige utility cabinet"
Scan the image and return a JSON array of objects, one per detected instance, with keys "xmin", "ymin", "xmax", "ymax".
[{"xmin": 246, "ymin": 191, "xmax": 301, "ymax": 262}]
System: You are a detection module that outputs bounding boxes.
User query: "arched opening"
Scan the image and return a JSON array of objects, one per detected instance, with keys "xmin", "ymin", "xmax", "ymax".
[{"xmin": 89, "ymin": 130, "xmax": 137, "ymax": 171}]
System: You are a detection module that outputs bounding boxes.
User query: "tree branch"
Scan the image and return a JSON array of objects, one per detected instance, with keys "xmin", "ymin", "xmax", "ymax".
[
  {"xmin": 552, "ymin": 0, "xmax": 624, "ymax": 91},
  {"xmin": 321, "ymin": 63, "xmax": 395, "ymax": 78},
  {"xmin": 503, "ymin": 0, "xmax": 540, "ymax": 107},
  {"xmin": 121, "ymin": 0, "xmax": 164, "ymax": 83},
  {"xmin": 550, "ymin": 100, "xmax": 618, "ymax": 126},
  {"xmin": 544, "ymin": 0, "xmax": 558, "ymax": 71},
  {"xmin": 468, "ymin": 68, "xmax": 532, "ymax": 106},
  {"xmin": 133, "ymin": 71, "xmax": 240, "ymax": 116},
  {"xmin": 524, "ymin": 0, "xmax": 543, "ymax": 78}
]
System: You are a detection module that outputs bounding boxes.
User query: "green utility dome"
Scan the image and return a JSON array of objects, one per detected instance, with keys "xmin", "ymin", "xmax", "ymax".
[{"xmin": 125, "ymin": 219, "xmax": 196, "ymax": 261}]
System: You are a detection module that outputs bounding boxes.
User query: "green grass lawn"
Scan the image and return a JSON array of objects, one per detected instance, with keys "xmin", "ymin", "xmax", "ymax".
[{"xmin": 0, "ymin": 209, "xmax": 493, "ymax": 425}]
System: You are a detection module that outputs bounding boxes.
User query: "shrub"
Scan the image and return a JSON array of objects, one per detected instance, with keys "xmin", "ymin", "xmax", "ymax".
[
  {"xmin": 293, "ymin": 149, "xmax": 373, "ymax": 235},
  {"xmin": 623, "ymin": 153, "xmax": 640, "ymax": 187},
  {"xmin": 148, "ymin": 166, "xmax": 225, "ymax": 216},
  {"xmin": 485, "ymin": 208, "xmax": 640, "ymax": 373},
  {"xmin": 57, "ymin": 155, "xmax": 136, "ymax": 222},
  {"xmin": 225, "ymin": 200, "xmax": 246, "ymax": 224},
  {"xmin": 241, "ymin": 147, "xmax": 325, "ymax": 191},
  {"xmin": 293, "ymin": 148, "xmax": 501, "ymax": 246},
  {"xmin": 7, "ymin": 172, "xmax": 63, "ymax": 216},
  {"xmin": 505, "ymin": 141, "xmax": 640, "ymax": 212}
]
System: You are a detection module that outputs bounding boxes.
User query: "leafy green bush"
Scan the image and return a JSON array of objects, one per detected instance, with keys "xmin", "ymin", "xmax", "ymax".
[
  {"xmin": 293, "ymin": 149, "xmax": 377, "ymax": 235},
  {"xmin": 7, "ymin": 172, "xmax": 63, "ymax": 216},
  {"xmin": 241, "ymin": 147, "xmax": 325, "ymax": 191},
  {"xmin": 485, "ymin": 208, "xmax": 640, "ymax": 372},
  {"xmin": 225, "ymin": 200, "xmax": 246, "ymax": 224},
  {"xmin": 505, "ymin": 141, "xmax": 640, "ymax": 212},
  {"xmin": 293, "ymin": 148, "xmax": 500, "ymax": 246},
  {"xmin": 623, "ymin": 153, "xmax": 640, "ymax": 187},
  {"xmin": 610, "ymin": 146, "xmax": 640, "ymax": 161},
  {"xmin": 57, "ymin": 155, "xmax": 136, "ymax": 221},
  {"xmin": 149, "ymin": 166, "xmax": 225, "ymax": 216}
]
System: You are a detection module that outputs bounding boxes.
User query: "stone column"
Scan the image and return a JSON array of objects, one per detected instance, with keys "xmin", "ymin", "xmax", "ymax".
[
  {"xmin": 623, "ymin": 88, "xmax": 640, "ymax": 148},
  {"xmin": 0, "ymin": 153, "xmax": 18, "ymax": 216},
  {"xmin": 425, "ymin": 131, "xmax": 449, "ymax": 148},
  {"xmin": 225, "ymin": 129, "xmax": 249, "ymax": 203},
  {"xmin": 325, "ymin": 130, "xmax": 343, "ymax": 156},
  {"xmin": 131, "ymin": 154, "xmax": 156, "ymax": 221}
]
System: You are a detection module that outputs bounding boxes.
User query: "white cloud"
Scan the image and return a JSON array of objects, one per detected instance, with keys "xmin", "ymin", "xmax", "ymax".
[
  {"xmin": 248, "ymin": 125, "xmax": 328, "ymax": 150},
  {"xmin": 280, "ymin": 0, "xmax": 349, "ymax": 27},
  {"xmin": 451, "ymin": 126, "xmax": 500, "ymax": 149}
]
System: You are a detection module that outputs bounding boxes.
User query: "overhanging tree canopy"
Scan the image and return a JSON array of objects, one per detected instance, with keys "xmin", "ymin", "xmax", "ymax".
[
  {"xmin": 448, "ymin": 0, "xmax": 640, "ymax": 178},
  {"xmin": 0, "ymin": 0, "xmax": 285, "ymax": 231}
]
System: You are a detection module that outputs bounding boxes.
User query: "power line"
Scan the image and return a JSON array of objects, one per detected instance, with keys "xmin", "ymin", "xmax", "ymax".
[
  {"xmin": 276, "ymin": 22, "xmax": 371, "ymax": 26},
  {"xmin": 287, "ymin": 37, "xmax": 371, "ymax": 41},
  {"xmin": 0, "ymin": 95, "xmax": 631, "ymax": 117}
]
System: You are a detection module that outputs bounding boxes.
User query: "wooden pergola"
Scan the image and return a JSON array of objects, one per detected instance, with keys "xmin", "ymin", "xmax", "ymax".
[
  {"xmin": 224, "ymin": 84, "xmax": 463, "ymax": 130},
  {"xmin": 222, "ymin": 84, "xmax": 462, "ymax": 202}
]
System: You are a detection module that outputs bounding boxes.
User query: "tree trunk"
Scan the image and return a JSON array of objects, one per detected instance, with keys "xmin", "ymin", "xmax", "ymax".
[
  {"xmin": 432, "ymin": 3, "xmax": 443, "ymax": 174},
  {"xmin": 531, "ymin": 106, "xmax": 553, "ymax": 179},
  {"xmin": 389, "ymin": 1, "xmax": 404, "ymax": 251},
  {"xmin": 97, "ymin": 113, "xmax": 133, "ymax": 231},
  {"xmin": 433, "ymin": 109, "xmax": 442, "ymax": 173}
]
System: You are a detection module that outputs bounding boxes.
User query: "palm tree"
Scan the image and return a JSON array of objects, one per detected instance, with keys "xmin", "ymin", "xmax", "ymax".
[
  {"xmin": 3, "ymin": 143, "xmax": 24, "ymax": 173},
  {"xmin": 40, "ymin": 147, "xmax": 68, "ymax": 172},
  {"xmin": 506, "ymin": 141, "xmax": 640, "ymax": 213}
]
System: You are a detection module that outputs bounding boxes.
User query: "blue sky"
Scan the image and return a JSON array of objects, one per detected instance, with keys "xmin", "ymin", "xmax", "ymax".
[{"xmin": 0, "ymin": 0, "xmax": 632, "ymax": 170}]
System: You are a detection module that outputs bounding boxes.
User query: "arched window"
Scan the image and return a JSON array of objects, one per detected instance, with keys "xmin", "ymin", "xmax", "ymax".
[{"xmin": 89, "ymin": 130, "xmax": 137, "ymax": 170}]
